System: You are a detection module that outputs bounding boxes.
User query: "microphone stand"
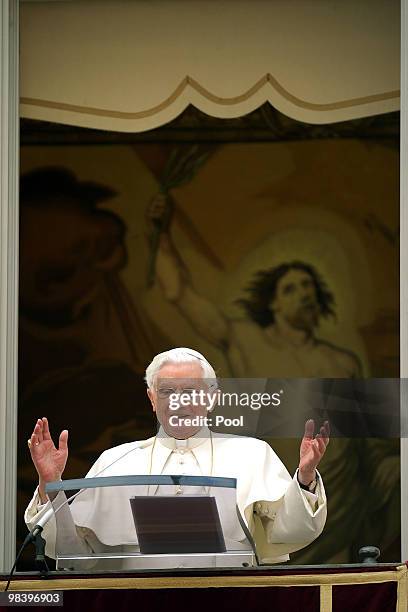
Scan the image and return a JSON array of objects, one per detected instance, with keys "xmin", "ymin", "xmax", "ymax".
[
  {"xmin": 3, "ymin": 527, "xmax": 49, "ymax": 592},
  {"xmin": 32, "ymin": 529, "xmax": 50, "ymax": 578},
  {"xmin": 4, "ymin": 509, "xmax": 55, "ymax": 591}
]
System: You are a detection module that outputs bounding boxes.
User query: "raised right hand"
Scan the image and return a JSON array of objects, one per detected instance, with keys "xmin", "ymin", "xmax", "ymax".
[{"xmin": 28, "ymin": 418, "xmax": 68, "ymax": 498}]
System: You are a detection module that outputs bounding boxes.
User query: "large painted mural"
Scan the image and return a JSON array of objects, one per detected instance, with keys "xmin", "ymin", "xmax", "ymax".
[{"xmin": 18, "ymin": 109, "xmax": 400, "ymax": 566}]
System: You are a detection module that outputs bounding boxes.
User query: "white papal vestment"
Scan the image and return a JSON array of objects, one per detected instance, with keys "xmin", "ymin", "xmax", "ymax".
[{"xmin": 25, "ymin": 429, "xmax": 327, "ymax": 565}]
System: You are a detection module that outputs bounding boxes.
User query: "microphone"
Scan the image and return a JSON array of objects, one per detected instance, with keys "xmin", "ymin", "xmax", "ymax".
[{"xmin": 30, "ymin": 507, "xmax": 54, "ymax": 538}]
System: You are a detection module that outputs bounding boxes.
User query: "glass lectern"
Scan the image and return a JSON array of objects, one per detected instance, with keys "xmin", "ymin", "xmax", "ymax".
[{"xmin": 45, "ymin": 475, "xmax": 256, "ymax": 571}]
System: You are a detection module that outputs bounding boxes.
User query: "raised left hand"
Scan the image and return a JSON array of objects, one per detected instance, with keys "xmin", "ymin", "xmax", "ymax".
[{"xmin": 298, "ymin": 419, "xmax": 330, "ymax": 485}]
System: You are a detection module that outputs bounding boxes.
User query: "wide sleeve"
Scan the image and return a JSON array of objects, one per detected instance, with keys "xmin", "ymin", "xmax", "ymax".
[
  {"xmin": 240, "ymin": 441, "xmax": 327, "ymax": 563},
  {"xmin": 260, "ymin": 470, "xmax": 326, "ymax": 540}
]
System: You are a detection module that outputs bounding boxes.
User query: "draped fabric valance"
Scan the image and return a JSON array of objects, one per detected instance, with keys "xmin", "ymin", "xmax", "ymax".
[{"xmin": 20, "ymin": 0, "xmax": 400, "ymax": 132}]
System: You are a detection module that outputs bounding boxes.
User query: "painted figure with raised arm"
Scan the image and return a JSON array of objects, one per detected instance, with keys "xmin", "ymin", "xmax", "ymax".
[{"xmin": 150, "ymin": 195, "xmax": 361, "ymax": 379}]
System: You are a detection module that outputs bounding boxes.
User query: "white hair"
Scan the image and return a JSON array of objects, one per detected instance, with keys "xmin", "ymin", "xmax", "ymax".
[{"xmin": 145, "ymin": 347, "xmax": 217, "ymax": 389}]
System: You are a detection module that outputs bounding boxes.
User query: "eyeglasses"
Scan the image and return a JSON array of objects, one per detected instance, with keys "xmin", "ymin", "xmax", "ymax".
[{"xmin": 156, "ymin": 388, "xmax": 200, "ymax": 399}]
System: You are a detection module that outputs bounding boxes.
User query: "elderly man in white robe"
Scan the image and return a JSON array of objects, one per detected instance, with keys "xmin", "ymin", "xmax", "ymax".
[{"xmin": 25, "ymin": 347, "xmax": 329, "ymax": 566}]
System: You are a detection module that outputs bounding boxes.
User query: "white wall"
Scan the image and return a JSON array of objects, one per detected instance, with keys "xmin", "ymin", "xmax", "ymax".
[{"xmin": 0, "ymin": 0, "xmax": 19, "ymax": 573}]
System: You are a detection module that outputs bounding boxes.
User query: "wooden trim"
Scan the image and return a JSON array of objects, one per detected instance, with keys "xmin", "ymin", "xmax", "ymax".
[
  {"xmin": 320, "ymin": 584, "xmax": 332, "ymax": 612},
  {"xmin": 1, "ymin": 566, "xmax": 406, "ymax": 592}
]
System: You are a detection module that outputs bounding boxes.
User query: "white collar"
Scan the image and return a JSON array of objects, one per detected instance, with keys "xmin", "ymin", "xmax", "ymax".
[
  {"xmin": 156, "ymin": 425, "xmax": 211, "ymax": 451},
  {"xmin": 148, "ymin": 427, "xmax": 214, "ymax": 492}
]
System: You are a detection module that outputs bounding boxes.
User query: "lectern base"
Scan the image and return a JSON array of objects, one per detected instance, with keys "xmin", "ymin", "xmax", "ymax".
[{"xmin": 56, "ymin": 551, "xmax": 255, "ymax": 571}]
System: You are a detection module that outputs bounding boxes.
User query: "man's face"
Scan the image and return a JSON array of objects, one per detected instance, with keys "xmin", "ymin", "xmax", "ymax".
[
  {"xmin": 271, "ymin": 269, "xmax": 320, "ymax": 331},
  {"xmin": 147, "ymin": 361, "xmax": 211, "ymax": 439}
]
